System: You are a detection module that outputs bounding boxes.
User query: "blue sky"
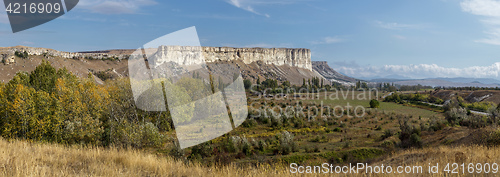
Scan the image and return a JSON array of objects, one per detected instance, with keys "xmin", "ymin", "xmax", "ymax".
[{"xmin": 1, "ymin": 0, "xmax": 500, "ymax": 80}]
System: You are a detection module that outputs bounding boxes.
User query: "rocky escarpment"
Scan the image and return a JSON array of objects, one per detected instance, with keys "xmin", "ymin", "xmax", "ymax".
[
  {"xmin": 203, "ymin": 47, "xmax": 311, "ymax": 71},
  {"xmin": 0, "ymin": 46, "xmax": 129, "ymax": 60},
  {"xmin": 2, "ymin": 46, "xmax": 312, "ymax": 71},
  {"xmin": 149, "ymin": 46, "xmax": 312, "ymax": 71},
  {"xmin": 0, "ymin": 45, "xmax": 321, "ymax": 85},
  {"xmin": 312, "ymin": 61, "xmax": 357, "ymax": 86}
]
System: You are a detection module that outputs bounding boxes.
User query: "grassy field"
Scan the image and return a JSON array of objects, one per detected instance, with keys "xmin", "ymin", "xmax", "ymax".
[{"xmin": 287, "ymin": 91, "xmax": 444, "ymax": 118}]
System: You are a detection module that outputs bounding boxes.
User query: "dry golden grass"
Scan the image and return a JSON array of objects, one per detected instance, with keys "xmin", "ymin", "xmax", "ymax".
[
  {"xmin": 1, "ymin": 137, "xmax": 500, "ymax": 177},
  {"xmin": 0, "ymin": 138, "xmax": 292, "ymax": 177}
]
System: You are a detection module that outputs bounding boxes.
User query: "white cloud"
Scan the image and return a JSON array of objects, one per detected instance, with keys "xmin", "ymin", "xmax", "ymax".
[
  {"xmin": 21, "ymin": 41, "xmax": 35, "ymax": 45},
  {"xmin": 310, "ymin": 36, "xmax": 343, "ymax": 45},
  {"xmin": 475, "ymin": 29, "xmax": 500, "ymax": 45},
  {"xmin": 225, "ymin": 0, "xmax": 308, "ymax": 17},
  {"xmin": 335, "ymin": 62, "xmax": 500, "ymax": 79},
  {"xmin": 480, "ymin": 18, "xmax": 500, "ymax": 25},
  {"xmin": 374, "ymin": 21, "xmax": 424, "ymax": 30},
  {"xmin": 77, "ymin": 0, "xmax": 157, "ymax": 14},
  {"xmin": 226, "ymin": 0, "xmax": 270, "ymax": 17},
  {"xmin": 59, "ymin": 15, "xmax": 108, "ymax": 22},
  {"xmin": 461, "ymin": 0, "xmax": 500, "ymax": 45},
  {"xmin": 461, "ymin": 0, "xmax": 500, "ymax": 17},
  {"xmin": 392, "ymin": 35, "xmax": 407, "ymax": 40}
]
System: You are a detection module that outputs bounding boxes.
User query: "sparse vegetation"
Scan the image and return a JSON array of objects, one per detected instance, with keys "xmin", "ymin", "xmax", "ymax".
[
  {"xmin": 14, "ymin": 51, "xmax": 28, "ymax": 59},
  {"xmin": 398, "ymin": 115, "xmax": 422, "ymax": 148}
]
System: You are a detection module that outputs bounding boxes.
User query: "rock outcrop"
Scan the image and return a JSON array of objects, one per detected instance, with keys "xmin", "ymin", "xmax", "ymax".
[
  {"xmin": 1, "ymin": 54, "xmax": 15, "ymax": 65},
  {"xmin": 312, "ymin": 61, "xmax": 357, "ymax": 86}
]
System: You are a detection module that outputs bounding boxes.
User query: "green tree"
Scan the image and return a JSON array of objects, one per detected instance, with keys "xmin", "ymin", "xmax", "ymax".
[
  {"xmin": 362, "ymin": 82, "xmax": 368, "ymax": 89},
  {"xmin": 261, "ymin": 79, "xmax": 278, "ymax": 88},
  {"xmin": 243, "ymin": 79, "xmax": 252, "ymax": 90},
  {"xmin": 282, "ymin": 80, "xmax": 291, "ymax": 88},
  {"xmin": 209, "ymin": 74, "xmax": 215, "ymax": 93},
  {"xmin": 29, "ymin": 60, "xmax": 57, "ymax": 93}
]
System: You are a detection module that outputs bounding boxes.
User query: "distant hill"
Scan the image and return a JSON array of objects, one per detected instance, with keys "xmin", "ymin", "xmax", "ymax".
[
  {"xmin": 430, "ymin": 77, "xmax": 500, "ymax": 85},
  {"xmin": 361, "ymin": 74, "xmax": 412, "ymax": 81},
  {"xmin": 365, "ymin": 76, "xmax": 500, "ymax": 88},
  {"xmin": 367, "ymin": 78, "xmax": 407, "ymax": 83},
  {"xmin": 393, "ymin": 79, "xmax": 500, "ymax": 88}
]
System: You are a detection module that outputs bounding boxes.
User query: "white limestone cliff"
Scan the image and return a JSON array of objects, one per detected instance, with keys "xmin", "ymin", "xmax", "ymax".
[{"xmin": 149, "ymin": 46, "xmax": 312, "ymax": 71}]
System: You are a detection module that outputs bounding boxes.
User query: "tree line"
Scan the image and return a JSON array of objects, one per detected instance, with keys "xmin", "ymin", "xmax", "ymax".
[{"xmin": 0, "ymin": 60, "xmax": 171, "ymax": 148}]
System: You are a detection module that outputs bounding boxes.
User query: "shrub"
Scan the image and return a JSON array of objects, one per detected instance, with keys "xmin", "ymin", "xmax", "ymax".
[
  {"xmin": 109, "ymin": 121, "xmax": 166, "ymax": 148},
  {"xmin": 427, "ymin": 116, "xmax": 445, "ymax": 131},
  {"xmin": 257, "ymin": 140, "xmax": 267, "ymax": 152},
  {"xmin": 243, "ymin": 79, "xmax": 252, "ymax": 90},
  {"xmin": 381, "ymin": 129, "xmax": 393, "ymax": 140},
  {"xmin": 313, "ymin": 146, "xmax": 321, "ymax": 152},
  {"xmin": 381, "ymin": 140, "xmax": 394, "ymax": 148},
  {"xmin": 242, "ymin": 119, "xmax": 257, "ymax": 128},
  {"xmin": 409, "ymin": 133, "xmax": 423, "ymax": 148},
  {"xmin": 310, "ymin": 136, "xmax": 320, "ymax": 142},
  {"xmin": 445, "ymin": 107, "xmax": 468, "ymax": 125},
  {"xmin": 190, "ymin": 142, "xmax": 213, "ymax": 160},
  {"xmin": 398, "ymin": 115, "xmax": 422, "ymax": 148},
  {"xmin": 230, "ymin": 136, "xmax": 254, "ymax": 155},
  {"xmin": 487, "ymin": 129, "xmax": 500, "ymax": 146},
  {"xmin": 221, "ymin": 137, "xmax": 237, "ymax": 153},
  {"xmin": 259, "ymin": 113, "xmax": 270, "ymax": 124},
  {"xmin": 277, "ymin": 131, "xmax": 298, "ymax": 155},
  {"xmin": 242, "ymin": 141, "xmax": 253, "ymax": 156},
  {"xmin": 14, "ymin": 51, "xmax": 28, "ymax": 58},
  {"xmin": 170, "ymin": 141, "xmax": 185, "ymax": 160},
  {"xmin": 370, "ymin": 99, "xmax": 380, "ymax": 108},
  {"xmin": 270, "ymin": 114, "xmax": 282, "ymax": 128},
  {"xmin": 140, "ymin": 122, "xmax": 165, "ymax": 147}
]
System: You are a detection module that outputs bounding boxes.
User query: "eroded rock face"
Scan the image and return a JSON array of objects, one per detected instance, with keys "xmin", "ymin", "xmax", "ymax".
[
  {"xmin": 1, "ymin": 54, "xmax": 15, "ymax": 65},
  {"xmin": 203, "ymin": 47, "xmax": 312, "ymax": 71},
  {"xmin": 312, "ymin": 61, "xmax": 357, "ymax": 86},
  {"xmin": 149, "ymin": 46, "xmax": 312, "ymax": 71}
]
